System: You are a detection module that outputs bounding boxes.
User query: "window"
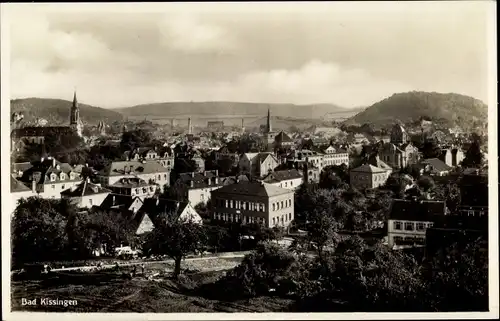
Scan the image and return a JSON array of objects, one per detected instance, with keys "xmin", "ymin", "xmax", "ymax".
[
  {"xmin": 289, "ymin": 213, "xmax": 292, "ymax": 220},
  {"xmin": 281, "ymin": 201, "xmax": 284, "ymax": 209},
  {"xmin": 61, "ymin": 184, "xmax": 65, "ymax": 190},
  {"xmin": 51, "ymin": 174, "xmax": 56, "ymax": 182},
  {"xmin": 394, "ymin": 236, "xmax": 404, "ymax": 245},
  {"xmin": 272, "ymin": 217, "xmax": 276, "ymax": 225},
  {"xmin": 158, "ymin": 175, "xmax": 161, "ymax": 180},
  {"xmin": 427, "ymin": 223, "xmax": 434, "ymax": 228},
  {"xmin": 416, "ymin": 223, "xmax": 426, "ymax": 231},
  {"xmin": 164, "ymin": 174, "xmax": 167, "ymax": 180},
  {"xmin": 393, "ymin": 221, "xmax": 402, "ymax": 230},
  {"xmin": 143, "ymin": 188, "xmax": 147, "ymax": 194},
  {"xmin": 135, "ymin": 188, "xmax": 139, "ymax": 194},
  {"xmin": 272, "ymin": 203, "xmax": 276, "ymax": 211},
  {"xmin": 201, "ymin": 194, "xmax": 205, "ymax": 201},
  {"xmin": 51, "ymin": 185, "xmax": 55, "ymax": 190},
  {"xmin": 291, "ymin": 181, "xmax": 293, "ymax": 186},
  {"xmin": 230, "ymin": 200, "xmax": 233, "ymax": 208},
  {"xmin": 404, "ymin": 222, "xmax": 415, "ymax": 231},
  {"xmin": 89, "ymin": 199, "xmax": 93, "ymax": 206},
  {"xmin": 285, "ymin": 182, "xmax": 288, "ymax": 187}
]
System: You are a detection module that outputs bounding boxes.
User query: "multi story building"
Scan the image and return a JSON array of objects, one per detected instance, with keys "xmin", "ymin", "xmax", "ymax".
[
  {"xmin": 61, "ymin": 179, "xmax": 111, "ymax": 208},
  {"xmin": 274, "ymin": 131, "xmax": 294, "ymax": 149},
  {"xmin": 97, "ymin": 160, "xmax": 170, "ymax": 192},
  {"xmin": 174, "ymin": 170, "xmax": 224, "ymax": 206},
  {"xmin": 379, "ymin": 124, "xmax": 420, "ymax": 169},
  {"xmin": 439, "ymin": 146, "xmax": 465, "ymax": 167},
  {"xmin": 322, "ymin": 145, "xmax": 349, "ymax": 167},
  {"xmin": 262, "ymin": 169, "xmax": 303, "ymax": 190},
  {"xmin": 286, "ymin": 149, "xmax": 325, "ymax": 172},
  {"xmin": 107, "ymin": 177, "xmax": 158, "ymax": 198},
  {"xmin": 16, "ymin": 157, "xmax": 82, "ymax": 199},
  {"xmin": 387, "ymin": 199, "xmax": 446, "ymax": 249},
  {"xmin": 211, "ymin": 181, "xmax": 295, "ymax": 228},
  {"xmin": 350, "ymin": 157, "xmax": 392, "ymax": 190},
  {"xmin": 417, "ymin": 158, "xmax": 452, "ymax": 176},
  {"xmin": 238, "ymin": 152, "xmax": 279, "ymax": 178}
]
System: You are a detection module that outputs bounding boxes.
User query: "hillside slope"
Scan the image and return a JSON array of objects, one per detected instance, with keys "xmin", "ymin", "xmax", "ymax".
[
  {"xmin": 344, "ymin": 91, "xmax": 488, "ymax": 128},
  {"xmin": 116, "ymin": 101, "xmax": 360, "ymax": 120},
  {"xmin": 11, "ymin": 98, "xmax": 124, "ymax": 126}
]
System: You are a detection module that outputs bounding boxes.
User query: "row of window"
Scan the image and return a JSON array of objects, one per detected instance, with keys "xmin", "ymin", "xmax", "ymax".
[
  {"xmin": 393, "ymin": 236, "xmax": 425, "ymax": 246},
  {"xmin": 272, "ymin": 199, "xmax": 292, "ymax": 211},
  {"xmin": 213, "ymin": 212, "xmax": 265, "ymax": 224},
  {"xmin": 279, "ymin": 180, "xmax": 296, "ymax": 188},
  {"xmin": 215, "ymin": 199, "xmax": 266, "ymax": 212},
  {"xmin": 50, "ymin": 172, "xmax": 77, "ymax": 182},
  {"xmin": 393, "ymin": 221, "xmax": 433, "ymax": 231},
  {"xmin": 272, "ymin": 213, "xmax": 292, "ymax": 226}
]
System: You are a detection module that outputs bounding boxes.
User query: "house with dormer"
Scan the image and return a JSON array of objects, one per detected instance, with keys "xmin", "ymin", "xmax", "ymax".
[
  {"xmin": 17, "ymin": 157, "xmax": 82, "ymax": 199},
  {"xmin": 322, "ymin": 145, "xmax": 349, "ymax": 167},
  {"xmin": 262, "ymin": 169, "xmax": 303, "ymax": 190},
  {"xmin": 173, "ymin": 170, "xmax": 225, "ymax": 206},
  {"xmin": 61, "ymin": 179, "xmax": 111, "ymax": 208},
  {"xmin": 97, "ymin": 160, "xmax": 170, "ymax": 193}
]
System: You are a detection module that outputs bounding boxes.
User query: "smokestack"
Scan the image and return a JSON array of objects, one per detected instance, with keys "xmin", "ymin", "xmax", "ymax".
[{"xmin": 188, "ymin": 118, "xmax": 192, "ymax": 135}]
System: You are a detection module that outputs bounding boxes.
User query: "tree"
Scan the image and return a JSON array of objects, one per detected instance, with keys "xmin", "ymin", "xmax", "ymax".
[
  {"xmin": 417, "ymin": 175, "xmax": 435, "ymax": 193},
  {"xmin": 462, "ymin": 134, "xmax": 484, "ymax": 168},
  {"xmin": 384, "ymin": 173, "xmax": 409, "ymax": 198},
  {"xmin": 422, "ymin": 138, "xmax": 442, "ymax": 159},
  {"xmin": 142, "ymin": 213, "xmax": 205, "ymax": 277},
  {"xmin": 120, "ymin": 129, "xmax": 152, "ymax": 152},
  {"xmin": 305, "ymin": 210, "xmax": 342, "ymax": 262},
  {"xmin": 12, "ymin": 197, "xmax": 72, "ymax": 265}
]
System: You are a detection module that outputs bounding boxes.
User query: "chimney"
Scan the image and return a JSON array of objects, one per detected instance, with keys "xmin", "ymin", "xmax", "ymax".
[
  {"xmin": 190, "ymin": 180, "xmax": 194, "ymax": 188},
  {"xmin": 215, "ymin": 169, "xmax": 219, "ymax": 176},
  {"xmin": 87, "ymin": 177, "xmax": 91, "ymax": 183},
  {"xmin": 129, "ymin": 165, "xmax": 134, "ymax": 173},
  {"xmin": 208, "ymin": 178, "xmax": 211, "ymax": 186},
  {"xmin": 32, "ymin": 179, "xmax": 37, "ymax": 193},
  {"xmin": 203, "ymin": 171, "xmax": 207, "ymax": 176},
  {"xmin": 41, "ymin": 157, "xmax": 45, "ymax": 163},
  {"xmin": 191, "ymin": 172, "xmax": 195, "ymax": 178},
  {"xmin": 112, "ymin": 195, "xmax": 116, "ymax": 206},
  {"xmin": 52, "ymin": 158, "xmax": 56, "ymax": 168},
  {"xmin": 176, "ymin": 201, "xmax": 180, "ymax": 210},
  {"xmin": 215, "ymin": 176, "xmax": 219, "ymax": 184}
]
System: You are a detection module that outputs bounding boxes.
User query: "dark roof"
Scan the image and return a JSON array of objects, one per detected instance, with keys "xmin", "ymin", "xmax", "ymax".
[
  {"xmin": 140, "ymin": 198, "xmax": 190, "ymax": 222},
  {"xmin": 389, "ymin": 199, "xmax": 446, "ymax": 221},
  {"xmin": 61, "ymin": 180, "xmax": 111, "ymax": 197},
  {"xmin": 263, "ymin": 169, "xmax": 302, "ymax": 183},
  {"xmin": 110, "ymin": 177, "xmax": 151, "ymax": 188},
  {"xmin": 419, "ymin": 158, "xmax": 452, "ymax": 173},
  {"xmin": 12, "ymin": 162, "xmax": 33, "ymax": 174},
  {"xmin": 99, "ymin": 160, "xmax": 168, "ymax": 176},
  {"xmin": 11, "ymin": 175, "xmax": 32, "ymax": 192},
  {"xmin": 99, "ymin": 194, "xmax": 144, "ymax": 212},
  {"xmin": 211, "ymin": 181, "xmax": 292, "ymax": 198},
  {"xmin": 20, "ymin": 158, "xmax": 80, "ymax": 184},
  {"xmin": 275, "ymin": 131, "xmax": 293, "ymax": 143},
  {"xmin": 221, "ymin": 174, "xmax": 249, "ymax": 185},
  {"xmin": 255, "ymin": 152, "xmax": 278, "ymax": 164},
  {"xmin": 178, "ymin": 170, "xmax": 223, "ymax": 189},
  {"xmin": 11, "ymin": 126, "xmax": 74, "ymax": 138},
  {"xmin": 351, "ymin": 164, "xmax": 387, "ymax": 173}
]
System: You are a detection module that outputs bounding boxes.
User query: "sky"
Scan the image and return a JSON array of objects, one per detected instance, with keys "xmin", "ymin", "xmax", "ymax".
[{"xmin": 5, "ymin": 2, "xmax": 493, "ymax": 109}]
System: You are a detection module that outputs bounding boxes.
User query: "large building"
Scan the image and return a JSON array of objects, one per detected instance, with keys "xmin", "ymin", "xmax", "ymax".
[
  {"xmin": 387, "ymin": 199, "xmax": 446, "ymax": 249},
  {"xmin": 173, "ymin": 170, "xmax": 224, "ymax": 206},
  {"xmin": 322, "ymin": 145, "xmax": 349, "ymax": 167},
  {"xmin": 238, "ymin": 152, "xmax": 280, "ymax": 178},
  {"xmin": 15, "ymin": 157, "xmax": 83, "ymax": 199},
  {"xmin": 61, "ymin": 179, "xmax": 111, "ymax": 208},
  {"xmin": 262, "ymin": 169, "xmax": 303, "ymax": 190},
  {"xmin": 211, "ymin": 181, "xmax": 295, "ymax": 228},
  {"xmin": 379, "ymin": 124, "xmax": 420, "ymax": 169},
  {"xmin": 11, "ymin": 92, "xmax": 84, "ymax": 152},
  {"xmin": 96, "ymin": 160, "xmax": 170, "ymax": 192}
]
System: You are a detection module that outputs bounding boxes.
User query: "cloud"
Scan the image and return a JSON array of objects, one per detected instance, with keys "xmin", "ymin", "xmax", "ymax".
[{"xmin": 158, "ymin": 13, "xmax": 238, "ymax": 53}]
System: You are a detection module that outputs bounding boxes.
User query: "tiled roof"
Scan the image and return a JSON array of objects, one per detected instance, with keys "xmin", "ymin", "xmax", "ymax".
[
  {"xmin": 99, "ymin": 160, "xmax": 168, "ymax": 177},
  {"xmin": 12, "ymin": 162, "xmax": 33, "ymax": 174},
  {"xmin": 178, "ymin": 170, "xmax": 222, "ymax": 189},
  {"xmin": 419, "ymin": 158, "xmax": 452, "ymax": 173},
  {"xmin": 61, "ymin": 180, "xmax": 111, "ymax": 197},
  {"xmin": 263, "ymin": 169, "xmax": 302, "ymax": 183},
  {"xmin": 243, "ymin": 152, "xmax": 260, "ymax": 161},
  {"xmin": 256, "ymin": 152, "xmax": 278, "ymax": 165},
  {"xmin": 110, "ymin": 177, "xmax": 152, "ymax": 188},
  {"xmin": 99, "ymin": 194, "xmax": 144, "ymax": 212},
  {"xmin": 221, "ymin": 174, "xmax": 249, "ymax": 185},
  {"xmin": 140, "ymin": 198, "xmax": 190, "ymax": 221},
  {"xmin": 389, "ymin": 199, "xmax": 446, "ymax": 221},
  {"xmin": 20, "ymin": 158, "xmax": 80, "ymax": 185},
  {"xmin": 351, "ymin": 164, "xmax": 387, "ymax": 173},
  {"xmin": 211, "ymin": 181, "xmax": 292, "ymax": 198},
  {"xmin": 11, "ymin": 175, "xmax": 32, "ymax": 193},
  {"xmin": 287, "ymin": 149, "xmax": 324, "ymax": 159},
  {"xmin": 275, "ymin": 131, "xmax": 293, "ymax": 143}
]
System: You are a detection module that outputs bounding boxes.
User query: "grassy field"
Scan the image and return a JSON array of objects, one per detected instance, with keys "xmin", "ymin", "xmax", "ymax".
[{"xmin": 11, "ymin": 257, "xmax": 293, "ymax": 313}]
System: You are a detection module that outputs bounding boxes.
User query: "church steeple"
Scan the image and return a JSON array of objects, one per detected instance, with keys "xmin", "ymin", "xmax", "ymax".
[
  {"xmin": 266, "ymin": 107, "xmax": 272, "ymax": 133},
  {"xmin": 70, "ymin": 90, "xmax": 79, "ymax": 125}
]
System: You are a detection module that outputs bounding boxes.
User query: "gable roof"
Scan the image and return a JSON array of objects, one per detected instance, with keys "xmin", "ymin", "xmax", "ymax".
[
  {"xmin": 99, "ymin": 194, "xmax": 144, "ymax": 212},
  {"xmin": 61, "ymin": 180, "xmax": 112, "ymax": 197},
  {"xmin": 211, "ymin": 181, "xmax": 292, "ymax": 198},
  {"xmin": 140, "ymin": 197, "xmax": 190, "ymax": 220},
  {"xmin": 20, "ymin": 158, "xmax": 80, "ymax": 185},
  {"xmin": 275, "ymin": 131, "xmax": 293, "ymax": 143},
  {"xmin": 351, "ymin": 164, "xmax": 387, "ymax": 173},
  {"xmin": 389, "ymin": 199, "xmax": 446, "ymax": 221},
  {"xmin": 256, "ymin": 152, "xmax": 278, "ymax": 165},
  {"xmin": 11, "ymin": 175, "xmax": 32, "ymax": 193},
  {"xmin": 263, "ymin": 169, "xmax": 303, "ymax": 183},
  {"xmin": 177, "ymin": 170, "xmax": 223, "ymax": 189},
  {"xmin": 220, "ymin": 174, "xmax": 249, "ymax": 185},
  {"xmin": 110, "ymin": 177, "xmax": 152, "ymax": 188},
  {"xmin": 419, "ymin": 158, "xmax": 452, "ymax": 173}
]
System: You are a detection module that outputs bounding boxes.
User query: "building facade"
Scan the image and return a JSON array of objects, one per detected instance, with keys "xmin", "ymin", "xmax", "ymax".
[
  {"xmin": 350, "ymin": 164, "xmax": 391, "ymax": 190},
  {"xmin": 262, "ymin": 169, "xmax": 303, "ymax": 190},
  {"xmin": 322, "ymin": 145, "xmax": 349, "ymax": 167},
  {"xmin": 61, "ymin": 179, "xmax": 111, "ymax": 208},
  {"xmin": 211, "ymin": 181, "xmax": 295, "ymax": 228}
]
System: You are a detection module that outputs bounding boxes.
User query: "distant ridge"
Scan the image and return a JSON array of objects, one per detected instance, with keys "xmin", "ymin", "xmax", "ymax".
[
  {"xmin": 116, "ymin": 101, "xmax": 362, "ymax": 120},
  {"xmin": 10, "ymin": 98, "xmax": 124, "ymax": 126},
  {"xmin": 344, "ymin": 91, "xmax": 488, "ymax": 128}
]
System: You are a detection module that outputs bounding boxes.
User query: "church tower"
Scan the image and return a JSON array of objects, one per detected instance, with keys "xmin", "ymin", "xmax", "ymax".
[
  {"xmin": 265, "ymin": 107, "xmax": 276, "ymax": 151},
  {"xmin": 70, "ymin": 90, "xmax": 83, "ymax": 137}
]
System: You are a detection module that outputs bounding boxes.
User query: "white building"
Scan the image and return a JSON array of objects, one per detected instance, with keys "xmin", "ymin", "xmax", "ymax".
[
  {"xmin": 322, "ymin": 145, "xmax": 349, "ymax": 167},
  {"xmin": 262, "ymin": 169, "xmax": 303, "ymax": 190},
  {"xmin": 61, "ymin": 179, "xmax": 111, "ymax": 208},
  {"xmin": 387, "ymin": 199, "xmax": 445, "ymax": 249}
]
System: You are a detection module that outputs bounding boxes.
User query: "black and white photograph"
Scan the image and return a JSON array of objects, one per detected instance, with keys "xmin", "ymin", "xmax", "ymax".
[{"xmin": 1, "ymin": 1, "xmax": 498, "ymax": 319}]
